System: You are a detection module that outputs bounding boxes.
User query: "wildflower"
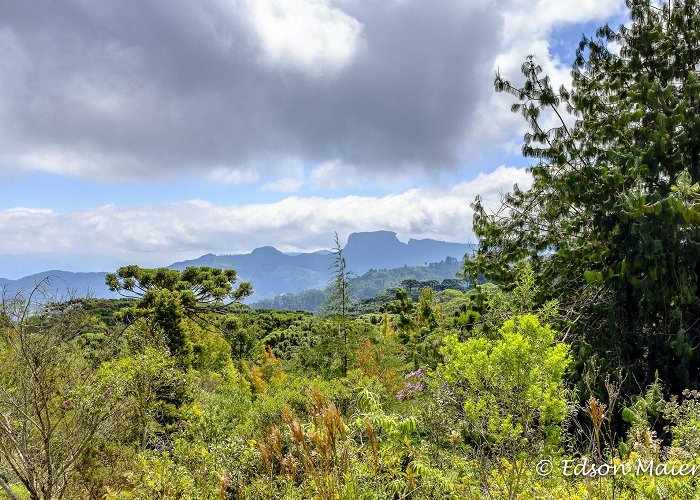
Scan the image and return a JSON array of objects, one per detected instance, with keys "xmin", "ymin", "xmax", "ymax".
[
  {"xmin": 398, "ymin": 370, "xmax": 427, "ymax": 400},
  {"xmin": 404, "ymin": 368, "xmax": 425, "ymax": 379}
]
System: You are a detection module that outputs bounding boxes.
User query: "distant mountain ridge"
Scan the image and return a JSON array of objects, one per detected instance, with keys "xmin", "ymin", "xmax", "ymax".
[
  {"xmin": 0, "ymin": 231, "xmax": 474, "ymax": 300},
  {"xmin": 342, "ymin": 231, "xmax": 469, "ymax": 272},
  {"xmin": 0, "ymin": 270, "xmax": 110, "ymax": 300}
]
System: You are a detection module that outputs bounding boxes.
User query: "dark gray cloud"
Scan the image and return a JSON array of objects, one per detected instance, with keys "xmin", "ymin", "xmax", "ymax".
[{"xmin": 0, "ymin": 0, "xmax": 502, "ymax": 179}]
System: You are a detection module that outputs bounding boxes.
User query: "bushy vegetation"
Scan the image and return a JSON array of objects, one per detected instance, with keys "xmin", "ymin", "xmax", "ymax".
[
  {"xmin": 1, "ymin": 265, "xmax": 698, "ymax": 499},
  {"xmin": 3, "ymin": 1, "xmax": 700, "ymax": 498}
]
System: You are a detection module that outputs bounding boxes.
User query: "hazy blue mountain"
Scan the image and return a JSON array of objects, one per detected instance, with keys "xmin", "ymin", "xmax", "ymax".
[
  {"xmin": 168, "ymin": 245, "xmax": 331, "ymax": 299},
  {"xmin": 342, "ymin": 231, "xmax": 470, "ymax": 273},
  {"xmin": 0, "ymin": 253, "xmax": 125, "ymax": 280},
  {"xmin": 0, "ymin": 271, "xmax": 114, "ymax": 299},
  {"xmin": 170, "ymin": 231, "xmax": 472, "ymax": 299},
  {"xmin": 0, "ymin": 255, "xmax": 72, "ymax": 280},
  {"xmin": 0, "ymin": 231, "xmax": 473, "ymax": 300}
]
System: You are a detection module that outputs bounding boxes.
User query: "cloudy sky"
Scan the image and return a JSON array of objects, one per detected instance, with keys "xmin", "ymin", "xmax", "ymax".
[{"xmin": 0, "ymin": 0, "xmax": 627, "ymax": 276}]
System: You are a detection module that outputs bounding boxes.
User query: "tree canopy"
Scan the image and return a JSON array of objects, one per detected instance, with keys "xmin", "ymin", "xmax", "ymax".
[
  {"xmin": 464, "ymin": 0, "xmax": 700, "ymax": 394},
  {"xmin": 106, "ymin": 266, "xmax": 252, "ymax": 361},
  {"xmin": 106, "ymin": 266, "xmax": 252, "ymax": 306}
]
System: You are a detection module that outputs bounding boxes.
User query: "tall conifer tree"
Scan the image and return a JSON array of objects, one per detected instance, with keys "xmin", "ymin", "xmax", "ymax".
[{"xmin": 465, "ymin": 0, "xmax": 700, "ymax": 394}]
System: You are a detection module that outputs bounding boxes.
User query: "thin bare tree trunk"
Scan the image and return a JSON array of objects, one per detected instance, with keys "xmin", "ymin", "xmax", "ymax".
[{"xmin": 0, "ymin": 475, "xmax": 19, "ymax": 500}]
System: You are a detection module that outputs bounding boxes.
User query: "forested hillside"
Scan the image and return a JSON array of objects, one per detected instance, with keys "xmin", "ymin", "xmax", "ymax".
[
  {"xmin": 2, "ymin": 2, "xmax": 700, "ymax": 498},
  {"xmin": 252, "ymin": 257, "xmax": 464, "ymax": 312}
]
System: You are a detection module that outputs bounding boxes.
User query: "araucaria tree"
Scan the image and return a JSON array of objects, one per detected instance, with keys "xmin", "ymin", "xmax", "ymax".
[
  {"xmin": 465, "ymin": 0, "xmax": 700, "ymax": 395},
  {"xmin": 106, "ymin": 266, "xmax": 252, "ymax": 366}
]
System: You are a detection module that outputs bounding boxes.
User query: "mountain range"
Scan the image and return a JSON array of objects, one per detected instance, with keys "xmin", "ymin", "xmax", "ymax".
[{"xmin": 0, "ymin": 231, "xmax": 474, "ymax": 301}]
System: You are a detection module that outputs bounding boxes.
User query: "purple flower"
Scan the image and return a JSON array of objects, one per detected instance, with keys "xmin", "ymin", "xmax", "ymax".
[
  {"xmin": 178, "ymin": 422, "xmax": 184, "ymax": 429},
  {"xmin": 404, "ymin": 368, "xmax": 425, "ymax": 380},
  {"xmin": 397, "ymin": 370, "xmax": 427, "ymax": 401},
  {"xmin": 64, "ymin": 401, "xmax": 72, "ymax": 408}
]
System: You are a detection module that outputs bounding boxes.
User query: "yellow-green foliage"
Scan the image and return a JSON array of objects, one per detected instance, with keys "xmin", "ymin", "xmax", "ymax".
[
  {"xmin": 439, "ymin": 314, "xmax": 570, "ymax": 455},
  {"xmin": 3, "ymin": 273, "xmax": 700, "ymax": 499}
]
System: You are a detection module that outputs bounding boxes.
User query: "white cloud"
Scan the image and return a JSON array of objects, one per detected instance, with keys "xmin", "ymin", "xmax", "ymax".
[
  {"xmin": 205, "ymin": 167, "xmax": 260, "ymax": 185},
  {"xmin": 310, "ymin": 160, "xmax": 359, "ymax": 189},
  {"xmin": 0, "ymin": 167, "xmax": 531, "ymax": 265},
  {"xmin": 260, "ymin": 177, "xmax": 304, "ymax": 193},
  {"xmin": 465, "ymin": 0, "xmax": 627, "ymax": 151},
  {"xmin": 241, "ymin": 0, "xmax": 364, "ymax": 77},
  {"xmin": 258, "ymin": 157, "xmax": 305, "ymax": 192},
  {"xmin": 503, "ymin": 0, "xmax": 625, "ymax": 36}
]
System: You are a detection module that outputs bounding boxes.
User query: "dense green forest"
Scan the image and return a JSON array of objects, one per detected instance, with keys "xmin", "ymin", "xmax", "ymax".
[
  {"xmin": 3, "ymin": 1, "xmax": 700, "ymax": 498},
  {"xmin": 251, "ymin": 257, "xmax": 466, "ymax": 313}
]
